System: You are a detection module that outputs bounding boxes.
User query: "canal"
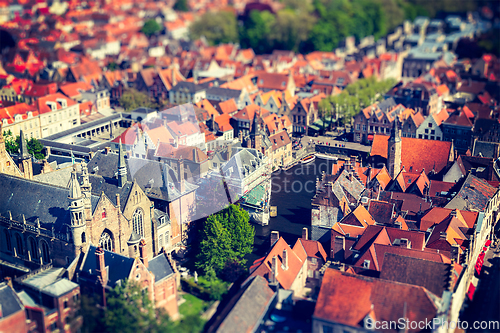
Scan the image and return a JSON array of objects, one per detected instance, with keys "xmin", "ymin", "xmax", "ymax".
[{"xmin": 246, "ymin": 157, "xmax": 336, "ymax": 264}]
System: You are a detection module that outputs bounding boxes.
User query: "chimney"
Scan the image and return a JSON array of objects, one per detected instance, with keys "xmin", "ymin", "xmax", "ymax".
[
  {"xmin": 450, "ymin": 244, "xmax": 460, "ymax": 263},
  {"xmin": 89, "ymin": 151, "xmax": 94, "ymax": 159},
  {"xmin": 400, "ymin": 238, "xmax": 410, "ymax": 249},
  {"xmin": 270, "ymin": 231, "xmax": 279, "ymax": 247},
  {"xmin": 95, "ymin": 246, "xmax": 108, "ymax": 285},
  {"xmin": 332, "ymin": 235, "xmax": 345, "ymax": 261},
  {"xmin": 105, "ymin": 147, "xmax": 111, "ymax": 154},
  {"xmin": 282, "ymin": 249, "xmax": 288, "ymax": 270},
  {"xmin": 272, "ymin": 255, "xmax": 279, "ymax": 278},
  {"xmin": 45, "ymin": 146, "xmax": 51, "ymax": 158},
  {"xmin": 139, "ymin": 239, "xmax": 148, "ymax": 268},
  {"xmin": 177, "ymin": 159, "xmax": 185, "ymax": 193},
  {"xmin": 302, "ymin": 227, "xmax": 308, "ymax": 240}
]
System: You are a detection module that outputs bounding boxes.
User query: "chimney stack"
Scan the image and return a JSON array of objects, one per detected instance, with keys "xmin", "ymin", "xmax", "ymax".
[
  {"xmin": 177, "ymin": 159, "xmax": 185, "ymax": 193},
  {"xmin": 332, "ymin": 235, "xmax": 345, "ymax": 261},
  {"xmin": 282, "ymin": 249, "xmax": 288, "ymax": 270},
  {"xmin": 105, "ymin": 147, "xmax": 111, "ymax": 154},
  {"xmin": 272, "ymin": 255, "xmax": 278, "ymax": 280},
  {"xmin": 139, "ymin": 239, "xmax": 148, "ymax": 268},
  {"xmin": 4, "ymin": 277, "xmax": 12, "ymax": 288},
  {"xmin": 95, "ymin": 246, "xmax": 108, "ymax": 286},
  {"xmin": 302, "ymin": 227, "xmax": 308, "ymax": 240},
  {"xmin": 270, "ymin": 231, "xmax": 279, "ymax": 247}
]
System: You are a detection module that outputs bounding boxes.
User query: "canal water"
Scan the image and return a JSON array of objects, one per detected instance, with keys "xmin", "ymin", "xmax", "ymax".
[{"xmin": 245, "ymin": 157, "xmax": 336, "ymax": 265}]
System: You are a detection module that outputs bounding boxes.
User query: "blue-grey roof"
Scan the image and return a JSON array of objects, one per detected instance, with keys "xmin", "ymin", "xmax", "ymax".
[
  {"xmin": 378, "ymin": 97, "xmax": 396, "ymax": 113},
  {"xmin": 79, "ymin": 245, "xmax": 135, "ymax": 287},
  {"xmin": 171, "ymin": 81, "xmax": 206, "ymax": 93},
  {"xmin": 21, "ymin": 268, "xmax": 79, "ymax": 297},
  {"xmin": 215, "ymin": 276, "xmax": 276, "ymax": 333},
  {"xmin": 0, "ymin": 282, "xmax": 24, "ymax": 319},
  {"xmin": 206, "ymin": 87, "xmax": 241, "ymax": 99},
  {"xmin": 41, "ymin": 279, "xmax": 79, "ymax": 298},
  {"xmin": 127, "ymin": 158, "xmax": 198, "ymax": 202},
  {"xmin": 148, "ymin": 254, "xmax": 175, "ymax": 283},
  {"xmin": 16, "ymin": 290, "xmax": 37, "ymax": 307},
  {"xmin": 22, "ymin": 268, "xmax": 65, "ymax": 290},
  {"xmin": 0, "ymin": 174, "xmax": 100, "ymax": 231}
]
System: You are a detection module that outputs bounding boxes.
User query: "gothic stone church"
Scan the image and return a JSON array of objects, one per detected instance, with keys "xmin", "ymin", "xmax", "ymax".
[{"xmin": 0, "ymin": 129, "xmax": 163, "ymax": 273}]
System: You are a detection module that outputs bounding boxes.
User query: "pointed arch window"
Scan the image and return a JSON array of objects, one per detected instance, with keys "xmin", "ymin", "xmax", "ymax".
[
  {"xmin": 15, "ymin": 234, "xmax": 24, "ymax": 256},
  {"xmin": 29, "ymin": 237, "xmax": 38, "ymax": 261},
  {"xmin": 133, "ymin": 209, "xmax": 144, "ymax": 237},
  {"xmin": 99, "ymin": 230, "xmax": 114, "ymax": 251},
  {"xmin": 41, "ymin": 241, "xmax": 50, "ymax": 264},
  {"xmin": 3, "ymin": 230, "xmax": 12, "ymax": 252}
]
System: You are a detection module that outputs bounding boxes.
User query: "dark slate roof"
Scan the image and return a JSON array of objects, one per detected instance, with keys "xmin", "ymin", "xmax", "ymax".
[
  {"xmin": 127, "ymin": 157, "xmax": 197, "ymax": 202},
  {"xmin": 206, "ymin": 87, "xmax": 241, "ymax": 99},
  {"xmin": 148, "ymin": 254, "xmax": 175, "ymax": 283},
  {"xmin": 154, "ymin": 209, "xmax": 170, "ymax": 227},
  {"xmin": 446, "ymin": 174, "xmax": 497, "ymax": 211},
  {"xmin": 128, "ymin": 232, "xmax": 142, "ymax": 243},
  {"xmin": 88, "ymin": 175, "xmax": 132, "ymax": 209},
  {"xmin": 0, "ymin": 282, "xmax": 24, "ymax": 319},
  {"xmin": 0, "ymin": 174, "xmax": 99, "ymax": 232},
  {"xmin": 171, "ymin": 81, "xmax": 206, "ymax": 93},
  {"xmin": 79, "ymin": 245, "xmax": 135, "ymax": 287},
  {"xmin": 380, "ymin": 253, "xmax": 450, "ymax": 297},
  {"xmin": 88, "ymin": 150, "xmax": 132, "ymax": 180},
  {"xmin": 473, "ymin": 141, "xmax": 500, "ymax": 159},
  {"xmin": 378, "ymin": 97, "xmax": 396, "ymax": 113},
  {"xmin": 214, "ymin": 276, "xmax": 276, "ymax": 333}
]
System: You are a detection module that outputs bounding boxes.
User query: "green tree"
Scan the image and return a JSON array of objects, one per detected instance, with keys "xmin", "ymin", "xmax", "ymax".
[
  {"xmin": 119, "ymin": 89, "xmax": 156, "ymax": 112},
  {"xmin": 173, "ymin": 0, "xmax": 189, "ymax": 12},
  {"xmin": 2, "ymin": 131, "xmax": 44, "ymax": 160},
  {"xmin": 196, "ymin": 204, "xmax": 254, "ymax": 275},
  {"xmin": 81, "ymin": 279, "xmax": 177, "ymax": 333},
  {"xmin": 189, "ymin": 10, "xmax": 238, "ymax": 46},
  {"xmin": 239, "ymin": 10, "xmax": 275, "ymax": 54},
  {"xmin": 141, "ymin": 19, "xmax": 162, "ymax": 38},
  {"xmin": 3, "ymin": 130, "xmax": 19, "ymax": 155},
  {"xmin": 27, "ymin": 137, "xmax": 45, "ymax": 160}
]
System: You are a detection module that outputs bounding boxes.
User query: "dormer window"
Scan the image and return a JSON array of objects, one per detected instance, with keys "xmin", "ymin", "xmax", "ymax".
[{"xmin": 363, "ymin": 260, "xmax": 370, "ymax": 269}]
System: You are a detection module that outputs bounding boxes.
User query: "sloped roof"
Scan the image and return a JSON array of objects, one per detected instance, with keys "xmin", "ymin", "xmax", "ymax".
[
  {"xmin": 214, "ymin": 276, "xmax": 275, "ymax": 333},
  {"xmin": 0, "ymin": 282, "xmax": 24, "ymax": 319},
  {"xmin": 446, "ymin": 174, "xmax": 497, "ymax": 211},
  {"xmin": 294, "ymin": 239, "xmax": 327, "ymax": 261},
  {"xmin": 79, "ymin": 245, "xmax": 135, "ymax": 287},
  {"xmin": 250, "ymin": 237, "xmax": 305, "ymax": 290},
  {"xmin": 314, "ymin": 269, "xmax": 437, "ymax": 329},
  {"xmin": 380, "ymin": 253, "xmax": 452, "ymax": 296},
  {"xmin": 148, "ymin": 253, "xmax": 175, "ymax": 283},
  {"xmin": 370, "ymin": 135, "xmax": 452, "ymax": 174}
]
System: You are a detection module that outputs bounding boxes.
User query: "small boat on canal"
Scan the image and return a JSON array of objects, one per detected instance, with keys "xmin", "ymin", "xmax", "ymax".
[{"xmin": 301, "ymin": 154, "xmax": 316, "ymax": 164}]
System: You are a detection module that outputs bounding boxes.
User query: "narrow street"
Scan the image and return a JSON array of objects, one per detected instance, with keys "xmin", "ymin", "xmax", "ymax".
[{"xmin": 461, "ymin": 246, "xmax": 500, "ymax": 332}]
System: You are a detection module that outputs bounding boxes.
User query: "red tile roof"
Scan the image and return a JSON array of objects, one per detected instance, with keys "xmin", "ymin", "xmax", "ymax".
[
  {"xmin": 36, "ymin": 93, "xmax": 77, "ymax": 114},
  {"xmin": 370, "ymin": 135, "xmax": 452, "ymax": 174},
  {"xmin": 293, "ymin": 239, "xmax": 327, "ymax": 261},
  {"xmin": 250, "ymin": 237, "xmax": 305, "ymax": 290},
  {"xmin": 314, "ymin": 269, "xmax": 437, "ymax": 330}
]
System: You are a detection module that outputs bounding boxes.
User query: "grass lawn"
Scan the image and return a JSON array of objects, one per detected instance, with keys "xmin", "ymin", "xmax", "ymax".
[{"xmin": 179, "ymin": 293, "xmax": 209, "ymax": 318}]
